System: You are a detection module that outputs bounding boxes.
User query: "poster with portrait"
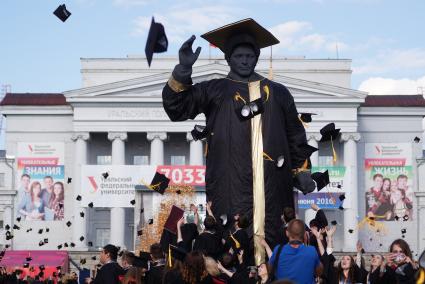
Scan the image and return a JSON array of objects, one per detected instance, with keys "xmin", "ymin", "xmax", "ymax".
[
  {"xmin": 364, "ymin": 143, "xmax": 413, "ymax": 222},
  {"xmin": 15, "ymin": 143, "xmax": 65, "ymax": 221}
]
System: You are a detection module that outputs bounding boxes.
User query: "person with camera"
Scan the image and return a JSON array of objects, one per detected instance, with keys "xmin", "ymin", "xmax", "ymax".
[{"xmin": 384, "ymin": 239, "xmax": 417, "ymax": 284}]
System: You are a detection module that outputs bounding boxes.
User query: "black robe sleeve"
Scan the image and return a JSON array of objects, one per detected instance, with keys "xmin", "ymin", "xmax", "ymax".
[{"xmin": 276, "ymin": 84, "xmax": 309, "ymax": 170}]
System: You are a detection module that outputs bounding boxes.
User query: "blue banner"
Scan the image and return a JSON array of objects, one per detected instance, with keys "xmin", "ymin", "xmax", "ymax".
[{"xmin": 298, "ymin": 192, "xmax": 344, "ymax": 209}]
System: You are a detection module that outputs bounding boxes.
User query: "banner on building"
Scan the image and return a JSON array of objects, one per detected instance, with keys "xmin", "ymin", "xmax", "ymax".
[
  {"xmin": 297, "ymin": 166, "xmax": 346, "ymax": 209},
  {"xmin": 364, "ymin": 143, "xmax": 413, "ymax": 221},
  {"xmin": 15, "ymin": 143, "xmax": 65, "ymax": 221},
  {"xmin": 80, "ymin": 165, "xmax": 206, "ymax": 207}
]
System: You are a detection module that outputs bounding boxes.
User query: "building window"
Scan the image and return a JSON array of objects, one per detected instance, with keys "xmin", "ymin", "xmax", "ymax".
[
  {"xmin": 133, "ymin": 156, "xmax": 149, "ymax": 165},
  {"xmin": 171, "ymin": 156, "xmax": 185, "ymax": 165},
  {"xmin": 96, "ymin": 228, "xmax": 110, "ymax": 248},
  {"xmin": 97, "ymin": 156, "xmax": 112, "ymax": 165},
  {"xmin": 0, "ymin": 173, "xmax": 4, "ymax": 187}
]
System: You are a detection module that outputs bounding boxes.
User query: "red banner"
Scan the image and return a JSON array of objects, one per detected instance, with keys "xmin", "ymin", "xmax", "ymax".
[
  {"xmin": 156, "ymin": 165, "xmax": 206, "ymax": 186},
  {"xmin": 364, "ymin": 158, "xmax": 406, "ymax": 168},
  {"xmin": 17, "ymin": 157, "xmax": 59, "ymax": 168}
]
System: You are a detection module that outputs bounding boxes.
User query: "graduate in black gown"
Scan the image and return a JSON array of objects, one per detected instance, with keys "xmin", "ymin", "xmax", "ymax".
[{"xmin": 162, "ymin": 18, "xmax": 316, "ymax": 265}]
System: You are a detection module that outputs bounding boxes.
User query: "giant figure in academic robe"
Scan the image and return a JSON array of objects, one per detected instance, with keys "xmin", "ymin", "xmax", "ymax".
[{"xmin": 162, "ymin": 19, "xmax": 316, "ymax": 264}]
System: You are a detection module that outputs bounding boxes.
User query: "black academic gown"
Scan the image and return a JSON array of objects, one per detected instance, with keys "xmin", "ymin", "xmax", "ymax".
[
  {"xmin": 92, "ymin": 261, "xmax": 125, "ymax": 284},
  {"xmin": 163, "ymin": 76, "xmax": 308, "ymax": 248}
]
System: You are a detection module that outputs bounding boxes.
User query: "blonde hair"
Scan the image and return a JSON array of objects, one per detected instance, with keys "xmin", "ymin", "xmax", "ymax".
[{"xmin": 204, "ymin": 256, "xmax": 220, "ymax": 277}]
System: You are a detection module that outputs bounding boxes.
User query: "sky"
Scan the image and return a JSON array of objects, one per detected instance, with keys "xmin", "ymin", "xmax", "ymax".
[{"xmin": 1, "ymin": 0, "xmax": 425, "ymax": 95}]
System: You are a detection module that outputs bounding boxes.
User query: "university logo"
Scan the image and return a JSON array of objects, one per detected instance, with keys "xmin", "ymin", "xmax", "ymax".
[{"xmin": 87, "ymin": 176, "xmax": 98, "ymax": 193}]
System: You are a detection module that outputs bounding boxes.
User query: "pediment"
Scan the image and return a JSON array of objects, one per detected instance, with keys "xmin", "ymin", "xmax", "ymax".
[{"xmin": 64, "ymin": 62, "xmax": 367, "ymax": 104}]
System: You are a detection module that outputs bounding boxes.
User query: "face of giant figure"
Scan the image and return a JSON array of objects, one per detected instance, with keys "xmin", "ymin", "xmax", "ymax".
[{"xmin": 227, "ymin": 44, "xmax": 258, "ymax": 79}]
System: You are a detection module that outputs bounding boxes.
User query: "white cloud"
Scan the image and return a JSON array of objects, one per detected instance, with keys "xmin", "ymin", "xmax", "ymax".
[
  {"xmin": 358, "ymin": 75, "xmax": 425, "ymax": 95},
  {"xmin": 131, "ymin": 4, "xmax": 243, "ymax": 44},
  {"xmin": 354, "ymin": 48, "xmax": 425, "ymax": 75}
]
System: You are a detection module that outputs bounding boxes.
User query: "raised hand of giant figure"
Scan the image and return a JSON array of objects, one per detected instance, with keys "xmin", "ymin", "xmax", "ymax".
[{"xmin": 173, "ymin": 35, "xmax": 202, "ymax": 83}]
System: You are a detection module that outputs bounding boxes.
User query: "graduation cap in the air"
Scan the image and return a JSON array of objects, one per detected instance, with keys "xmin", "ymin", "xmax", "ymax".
[
  {"xmin": 26, "ymin": 228, "xmax": 32, "ymax": 233},
  {"xmin": 16, "ymin": 216, "xmax": 21, "ymax": 222},
  {"xmin": 67, "ymin": 177, "xmax": 72, "ymax": 184},
  {"xmin": 57, "ymin": 244, "xmax": 63, "ymax": 250},
  {"xmin": 64, "ymin": 243, "xmax": 69, "ymax": 248},
  {"xmin": 348, "ymin": 229, "xmax": 354, "ymax": 234},
  {"xmin": 403, "ymin": 215, "xmax": 409, "ymax": 221},
  {"xmin": 414, "ymin": 136, "xmax": 421, "ymax": 143},
  {"xmin": 163, "ymin": 205, "xmax": 185, "ymax": 234},
  {"xmin": 147, "ymin": 172, "xmax": 170, "ymax": 195},
  {"xmin": 66, "ymin": 221, "xmax": 72, "ymax": 227},
  {"xmin": 23, "ymin": 263, "xmax": 30, "ymax": 268},
  {"xmin": 53, "ymin": 4, "xmax": 72, "ymax": 22},
  {"xmin": 46, "ymin": 227, "xmax": 50, "ymax": 233},
  {"xmin": 299, "ymin": 112, "xmax": 317, "ymax": 124},
  {"xmin": 70, "ymin": 242, "xmax": 76, "ymax": 247},
  {"xmin": 191, "ymin": 125, "xmax": 209, "ymax": 141},
  {"xmin": 148, "ymin": 219, "xmax": 154, "ymax": 225},
  {"xmin": 88, "ymin": 241, "xmax": 93, "ymax": 247},
  {"xmin": 5, "ymin": 224, "xmax": 10, "ymax": 230},
  {"xmin": 80, "ymin": 258, "xmax": 86, "ymax": 265},
  {"xmin": 88, "ymin": 202, "xmax": 94, "ymax": 208},
  {"xmin": 311, "ymin": 170, "xmax": 330, "ymax": 191},
  {"xmin": 238, "ymin": 97, "xmax": 264, "ymax": 121},
  {"xmin": 91, "ymin": 256, "xmax": 97, "ymax": 260},
  {"xmin": 76, "ymin": 195, "xmax": 82, "ymax": 201},
  {"xmin": 39, "ymin": 241, "xmax": 44, "ymax": 246},
  {"xmin": 80, "ymin": 236, "xmax": 85, "ymax": 242},
  {"xmin": 339, "ymin": 194, "xmax": 346, "ymax": 201},
  {"xmin": 331, "ymin": 220, "xmax": 338, "ymax": 226},
  {"xmin": 38, "ymin": 229, "xmax": 43, "ymax": 234},
  {"xmin": 319, "ymin": 123, "xmax": 341, "ymax": 163},
  {"xmin": 5, "ymin": 231, "xmax": 13, "ymax": 240},
  {"xmin": 13, "ymin": 224, "xmax": 20, "ymax": 230},
  {"xmin": 130, "ymin": 199, "xmax": 136, "ymax": 205},
  {"xmin": 44, "ymin": 238, "xmax": 48, "ymax": 244},
  {"xmin": 80, "ymin": 211, "xmax": 85, "ymax": 218},
  {"xmin": 338, "ymin": 205, "xmax": 344, "ymax": 210},
  {"xmin": 137, "ymin": 229, "xmax": 143, "ymax": 236},
  {"xmin": 26, "ymin": 257, "xmax": 32, "ymax": 262},
  {"xmin": 145, "ymin": 17, "xmax": 168, "ymax": 67},
  {"xmin": 102, "ymin": 172, "xmax": 109, "ymax": 179},
  {"xmin": 394, "ymin": 215, "xmax": 400, "ymax": 221},
  {"xmin": 201, "ymin": 18, "xmax": 279, "ymax": 56},
  {"xmin": 401, "ymin": 228, "xmax": 407, "ymax": 234}
]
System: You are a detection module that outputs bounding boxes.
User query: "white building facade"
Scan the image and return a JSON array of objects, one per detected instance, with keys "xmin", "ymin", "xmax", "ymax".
[{"xmin": 0, "ymin": 56, "xmax": 425, "ymax": 256}]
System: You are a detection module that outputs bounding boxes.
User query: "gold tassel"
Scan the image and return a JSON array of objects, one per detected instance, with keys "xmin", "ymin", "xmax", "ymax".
[
  {"xmin": 331, "ymin": 138, "xmax": 337, "ymax": 164},
  {"xmin": 417, "ymin": 269, "xmax": 425, "ymax": 284},
  {"xmin": 298, "ymin": 116, "xmax": 308, "ymax": 128},
  {"xmin": 168, "ymin": 245, "xmax": 172, "ymax": 267},
  {"xmin": 262, "ymin": 152, "xmax": 274, "ymax": 161},
  {"xmin": 139, "ymin": 179, "xmax": 161, "ymax": 191},
  {"xmin": 234, "ymin": 92, "xmax": 247, "ymax": 104},
  {"xmin": 263, "ymin": 85, "xmax": 270, "ymax": 102},
  {"xmin": 230, "ymin": 233, "xmax": 241, "ymax": 249}
]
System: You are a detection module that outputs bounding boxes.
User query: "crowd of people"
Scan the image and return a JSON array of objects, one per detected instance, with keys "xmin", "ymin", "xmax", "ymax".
[
  {"xmin": 1, "ymin": 202, "xmax": 423, "ymax": 284},
  {"xmin": 16, "ymin": 174, "xmax": 65, "ymax": 221}
]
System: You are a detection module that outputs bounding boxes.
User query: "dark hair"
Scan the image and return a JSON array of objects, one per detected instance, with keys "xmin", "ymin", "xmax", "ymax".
[
  {"xmin": 21, "ymin": 174, "xmax": 30, "ymax": 179},
  {"xmin": 287, "ymin": 219, "xmax": 305, "ymax": 241},
  {"xmin": 309, "ymin": 219, "xmax": 319, "ymax": 229},
  {"xmin": 397, "ymin": 174, "xmax": 408, "ymax": 181},
  {"xmin": 283, "ymin": 207, "xmax": 295, "ymax": 223},
  {"xmin": 389, "ymin": 239, "xmax": 412, "ymax": 259},
  {"xmin": 103, "ymin": 244, "xmax": 119, "ymax": 261},
  {"xmin": 150, "ymin": 243, "xmax": 164, "ymax": 260},
  {"xmin": 203, "ymin": 216, "xmax": 216, "ymax": 231},
  {"xmin": 237, "ymin": 214, "xmax": 249, "ymax": 229},
  {"xmin": 336, "ymin": 255, "xmax": 356, "ymax": 283},
  {"xmin": 121, "ymin": 251, "xmax": 135, "ymax": 265},
  {"xmin": 220, "ymin": 252, "xmax": 235, "ymax": 269},
  {"xmin": 180, "ymin": 251, "xmax": 209, "ymax": 284},
  {"xmin": 43, "ymin": 176, "xmax": 53, "ymax": 181},
  {"xmin": 373, "ymin": 173, "xmax": 383, "ymax": 180}
]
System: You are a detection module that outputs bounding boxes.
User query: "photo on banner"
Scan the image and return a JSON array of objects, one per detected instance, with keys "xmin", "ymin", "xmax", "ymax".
[
  {"xmin": 15, "ymin": 143, "xmax": 65, "ymax": 221},
  {"xmin": 364, "ymin": 143, "xmax": 413, "ymax": 221}
]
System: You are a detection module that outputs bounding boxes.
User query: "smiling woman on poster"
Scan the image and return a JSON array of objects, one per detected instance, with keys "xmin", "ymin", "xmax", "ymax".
[{"xmin": 19, "ymin": 181, "xmax": 46, "ymax": 220}]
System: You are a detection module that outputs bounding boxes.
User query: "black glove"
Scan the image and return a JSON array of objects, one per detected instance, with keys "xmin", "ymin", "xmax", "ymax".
[
  {"xmin": 293, "ymin": 171, "xmax": 316, "ymax": 195},
  {"xmin": 172, "ymin": 35, "xmax": 201, "ymax": 84}
]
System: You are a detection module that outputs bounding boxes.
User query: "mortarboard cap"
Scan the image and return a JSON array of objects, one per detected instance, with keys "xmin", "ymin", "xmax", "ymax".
[
  {"xmin": 80, "ymin": 211, "xmax": 85, "ymax": 218},
  {"xmin": 70, "ymin": 242, "xmax": 75, "ymax": 247},
  {"xmin": 53, "ymin": 4, "xmax": 72, "ymax": 22},
  {"xmin": 26, "ymin": 257, "xmax": 32, "ymax": 262},
  {"xmin": 139, "ymin": 251, "xmax": 152, "ymax": 261},
  {"xmin": 145, "ymin": 17, "xmax": 168, "ymax": 67},
  {"xmin": 91, "ymin": 256, "xmax": 96, "ymax": 260},
  {"xmin": 80, "ymin": 258, "xmax": 86, "ymax": 265},
  {"xmin": 319, "ymin": 123, "xmax": 341, "ymax": 142},
  {"xmin": 338, "ymin": 205, "xmax": 344, "ymax": 210},
  {"xmin": 348, "ymin": 229, "xmax": 354, "ymax": 234},
  {"xmin": 148, "ymin": 218, "xmax": 153, "ymax": 224},
  {"xmin": 403, "ymin": 215, "xmax": 409, "ymax": 221},
  {"xmin": 26, "ymin": 228, "xmax": 32, "ymax": 233},
  {"xmin": 311, "ymin": 170, "xmax": 329, "ymax": 191},
  {"xmin": 141, "ymin": 208, "xmax": 145, "ymax": 213},
  {"xmin": 23, "ymin": 263, "xmax": 29, "ymax": 268},
  {"xmin": 39, "ymin": 241, "xmax": 44, "ymax": 246},
  {"xmin": 137, "ymin": 229, "xmax": 143, "ymax": 236},
  {"xmin": 331, "ymin": 220, "xmax": 337, "ymax": 226},
  {"xmin": 38, "ymin": 229, "xmax": 43, "ymax": 234},
  {"xmin": 13, "ymin": 224, "xmax": 20, "ymax": 230},
  {"xmin": 64, "ymin": 243, "xmax": 69, "ymax": 247},
  {"xmin": 191, "ymin": 125, "xmax": 209, "ymax": 141},
  {"xmin": 297, "ymin": 143, "xmax": 318, "ymax": 161},
  {"xmin": 76, "ymin": 195, "xmax": 82, "ymax": 201},
  {"xmin": 394, "ymin": 215, "xmax": 400, "ymax": 221},
  {"xmin": 5, "ymin": 224, "xmax": 10, "ymax": 230},
  {"xmin": 163, "ymin": 205, "xmax": 185, "ymax": 234},
  {"xmin": 44, "ymin": 238, "xmax": 48, "ymax": 243},
  {"xmin": 148, "ymin": 172, "xmax": 170, "ymax": 195},
  {"xmin": 66, "ymin": 221, "xmax": 72, "ymax": 227},
  {"xmin": 130, "ymin": 199, "xmax": 136, "ymax": 205},
  {"xmin": 414, "ymin": 136, "xmax": 421, "ymax": 143},
  {"xmin": 6, "ymin": 231, "xmax": 13, "ymax": 240},
  {"xmin": 102, "ymin": 172, "xmax": 109, "ymax": 179},
  {"xmin": 16, "ymin": 216, "xmax": 21, "ymax": 222},
  {"xmin": 299, "ymin": 112, "xmax": 317, "ymax": 123},
  {"xmin": 339, "ymin": 194, "xmax": 346, "ymax": 201},
  {"xmin": 169, "ymin": 244, "xmax": 187, "ymax": 262},
  {"xmin": 46, "ymin": 227, "xmax": 50, "ymax": 232},
  {"xmin": 401, "ymin": 228, "xmax": 407, "ymax": 234},
  {"xmin": 88, "ymin": 202, "xmax": 94, "ymax": 208},
  {"xmin": 67, "ymin": 177, "xmax": 72, "ymax": 184},
  {"xmin": 201, "ymin": 18, "xmax": 279, "ymax": 55},
  {"xmin": 88, "ymin": 241, "xmax": 93, "ymax": 247},
  {"xmin": 80, "ymin": 236, "xmax": 85, "ymax": 242},
  {"xmin": 57, "ymin": 244, "xmax": 63, "ymax": 250}
]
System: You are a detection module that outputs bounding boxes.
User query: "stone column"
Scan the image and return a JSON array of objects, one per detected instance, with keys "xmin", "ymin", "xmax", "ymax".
[
  {"xmin": 341, "ymin": 132, "xmax": 361, "ymax": 251},
  {"xmin": 147, "ymin": 132, "xmax": 167, "ymax": 166},
  {"xmin": 71, "ymin": 132, "xmax": 90, "ymax": 249},
  {"xmin": 108, "ymin": 132, "xmax": 128, "ymax": 248},
  {"xmin": 187, "ymin": 132, "xmax": 204, "ymax": 165}
]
